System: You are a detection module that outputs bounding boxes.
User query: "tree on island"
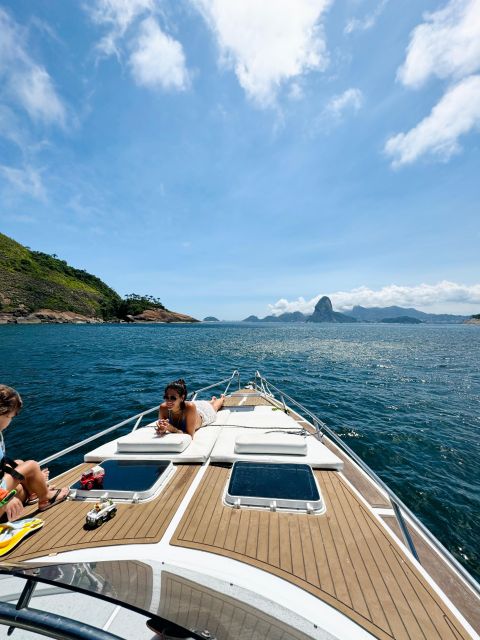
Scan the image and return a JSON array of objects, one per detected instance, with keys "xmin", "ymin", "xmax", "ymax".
[{"xmin": 117, "ymin": 294, "xmax": 166, "ymax": 318}]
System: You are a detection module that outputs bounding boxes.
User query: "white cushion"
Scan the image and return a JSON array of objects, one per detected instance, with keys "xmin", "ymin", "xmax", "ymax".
[
  {"xmin": 116, "ymin": 427, "xmax": 191, "ymax": 453},
  {"xmin": 221, "ymin": 408, "xmax": 300, "ymax": 430},
  {"xmin": 234, "ymin": 432, "xmax": 307, "ymax": 455},
  {"xmin": 211, "ymin": 428, "xmax": 344, "ymax": 469}
]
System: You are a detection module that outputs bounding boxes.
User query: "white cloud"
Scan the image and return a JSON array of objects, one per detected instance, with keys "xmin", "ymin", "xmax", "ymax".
[
  {"xmin": 0, "ymin": 164, "xmax": 46, "ymax": 200},
  {"xmin": 398, "ymin": 0, "xmax": 480, "ymax": 89},
  {"xmin": 388, "ymin": 0, "xmax": 480, "ymax": 167},
  {"xmin": 129, "ymin": 17, "xmax": 189, "ymax": 90},
  {"xmin": 13, "ymin": 66, "xmax": 66, "ymax": 126},
  {"xmin": 191, "ymin": 0, "xmax": 332, "ymax": 107},
  {"xmin": 86, "ymin": 0, "xmax": 155, "ymax": 57},
  {"xmin": 86, "ymin": 1, "xmax": 189, "ymax": 92},
  {"xmin": 344, "ymin": 0, "xmax": 389, "ymax": 35},
  {"xmin": 268, "ymin": 281, "xmax": 480, "ymax": 315},
  {"xmin": 325, "ymin": 88, "xmax": 363, "ymax": 119},
  {"xmin": 0, "ymin": 8, "xmax": 67, "ymax": 127},
  {"xmin": 385, "ymin": 74, "xmax": 480, "ymax": 166}
]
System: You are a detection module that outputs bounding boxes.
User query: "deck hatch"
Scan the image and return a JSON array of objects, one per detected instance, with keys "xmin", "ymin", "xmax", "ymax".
[
  {"xmin": 70, "ymin": 459, "xmax": 174, "ymax": 501},
  {"xmin": 225, "ymin": 461, "xmax": 324, "ymax": 513}
]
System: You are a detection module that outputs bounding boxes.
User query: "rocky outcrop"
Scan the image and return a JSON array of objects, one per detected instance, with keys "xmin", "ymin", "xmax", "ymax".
[
  {"xmin": 0, "ymin": 307, "xmax": 198, "ymax": 324},
  {"xmin": 306, "ymin": 296, "xmax": 357, "ymax": 323},
  {"xmin": 464, "ymin": 318, "xmax": 480, "ymax": 325},
  {"xmin": 126, "ymin": 309, "xmax": 198, "ymax": 323},
  {"xmin": 0, "ymin": 308, "xmax": 103, "ymax": 324}
]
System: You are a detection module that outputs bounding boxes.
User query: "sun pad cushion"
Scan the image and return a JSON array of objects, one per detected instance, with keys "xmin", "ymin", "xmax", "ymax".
[
  {"xmin": 234, "ymin": 432, "xmax": 307, "ymax": 455},
  {"xmin": 211, "ymin": 428, "xmax": 344, "ymax": 469},
  {"xmin": 116, "ymin": 427, "xmax": 192, "ymax": 453}
]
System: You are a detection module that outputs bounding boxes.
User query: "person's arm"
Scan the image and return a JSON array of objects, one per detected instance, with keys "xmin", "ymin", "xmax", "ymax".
[
  {"xmin": 183, "ymin": 403, "xmax": 197, "ymax": 438},
  {"xmin": 156, "ymin": 405, "xmax": 184, "ymax": 435},
  {"xmin": 156, "ymin": 405, "xmax": 169, "ymax": 434}
]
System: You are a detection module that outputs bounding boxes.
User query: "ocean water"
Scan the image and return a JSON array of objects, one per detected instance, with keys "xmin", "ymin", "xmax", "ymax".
[{"xmin": 0, "ymin": 322, "xmax": 479, "ymax": 582}]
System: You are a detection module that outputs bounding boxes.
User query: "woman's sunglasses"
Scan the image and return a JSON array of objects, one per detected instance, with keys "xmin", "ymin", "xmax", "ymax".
[{"xmin": 164, "ymin": 395, "xmax": 180, "ymax": 401}]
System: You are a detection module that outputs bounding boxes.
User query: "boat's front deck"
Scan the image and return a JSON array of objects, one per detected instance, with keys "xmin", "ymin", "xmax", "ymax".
[{"xmin": 3, "ymin": 390, "xmax": 479, "ymax": 640}]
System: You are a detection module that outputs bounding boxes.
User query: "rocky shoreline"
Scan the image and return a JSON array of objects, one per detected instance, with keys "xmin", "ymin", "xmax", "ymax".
[{"xmin": 0, "ymin": 308, "xmax": 199, "ymax": 325}]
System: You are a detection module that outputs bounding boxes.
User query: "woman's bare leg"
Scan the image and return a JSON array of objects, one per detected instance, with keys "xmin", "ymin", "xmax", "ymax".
[
  {"xmin": 13, "ymin": 460, "xmax": 67, "ymax": 506},
  {"xmin": 209, "ymin": 395, "xmax": 225, "ymax": 412}
]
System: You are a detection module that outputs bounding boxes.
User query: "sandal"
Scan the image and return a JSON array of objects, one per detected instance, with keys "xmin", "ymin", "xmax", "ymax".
[
  {"xmin": 25, "ymin": 485, "xmax": 56, "ymax": 506},
  {"xmin": 38, "ymin": 488, "xmax": 69, "ymax": 512}
]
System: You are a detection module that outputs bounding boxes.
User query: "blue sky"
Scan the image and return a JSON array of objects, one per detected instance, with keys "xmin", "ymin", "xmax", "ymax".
[{"xmin": 0, "ymin": 0, "xmax": 479, "ymax": 320}]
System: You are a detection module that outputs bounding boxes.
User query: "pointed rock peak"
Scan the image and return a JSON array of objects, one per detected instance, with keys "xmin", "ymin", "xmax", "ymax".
[{"xmin": 314, "ymin": 296, "xmax": 333, "ymax": 313}]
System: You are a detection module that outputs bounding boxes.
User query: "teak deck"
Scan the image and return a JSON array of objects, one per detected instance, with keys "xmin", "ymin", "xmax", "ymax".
[
  {"xmin": 171, "ymin": 465, "xmax": 472, "ymax": 640},
  {"xmin": 6, "ymin": 464, "xmax": 199, "ymax": 562}
]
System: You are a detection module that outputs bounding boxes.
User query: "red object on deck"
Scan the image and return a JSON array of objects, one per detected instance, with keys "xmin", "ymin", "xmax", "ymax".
[{"xmin": 79, "ymin": 465, "xmax": 105, "ymax": 490}]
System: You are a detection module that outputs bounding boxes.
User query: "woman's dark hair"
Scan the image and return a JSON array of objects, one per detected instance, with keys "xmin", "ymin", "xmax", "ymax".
[
  {"xmin": 0, "ymin": 385, "xmax": 23, "ymax": 416},
  {"xmin": 164, "ymin": 379, "xmax": 188, "ymax": 410}
]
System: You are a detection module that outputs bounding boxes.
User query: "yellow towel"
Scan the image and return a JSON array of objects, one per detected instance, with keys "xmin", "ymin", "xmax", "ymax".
[{"xmin": 0, "ymin": 518, "xmax": 44, "ymax": 556}]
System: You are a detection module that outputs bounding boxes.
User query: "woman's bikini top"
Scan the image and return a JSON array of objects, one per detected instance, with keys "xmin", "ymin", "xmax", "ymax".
[{"xmin": 167, "ymin": 409, "xmax": 187, "ymax": 433}]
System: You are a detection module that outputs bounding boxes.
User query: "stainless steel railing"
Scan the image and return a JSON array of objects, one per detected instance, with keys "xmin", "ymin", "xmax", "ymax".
[
  {"xmin": 191, "ymin": 370, "xmax": 240, "ymax": 399},
  {"xmin": 252, "ymin": 371, "xmax": 480, "ymax": 598}
]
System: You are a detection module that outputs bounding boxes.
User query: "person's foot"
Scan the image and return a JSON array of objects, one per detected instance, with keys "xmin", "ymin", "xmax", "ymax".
[
  {"xmin": 25, "ymin": 468, "xmax": 52, "ymax": 505},
  {"xmin": 38, "ymin": 487, "xmax": 69, "ymax": 512}
]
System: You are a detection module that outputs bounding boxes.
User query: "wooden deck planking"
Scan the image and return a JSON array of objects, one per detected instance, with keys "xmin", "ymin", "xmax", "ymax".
[
  {"xmin": 224, "ymin": 392, "xmax": 479, "ymax": 635},
  {"xmin": 6, "ymin": 464, "xmax": 199, "ymax": 562},
  {"xmin": 340, "ymin": 477, "xmax": 455, "ymax": 640},
  {"xmin": 379, "ymin": 514, "xmax": 480, "ymax": 635},
  {"xmin": 171, "ymin": 466, "xmax": 473, "ymax": 640}
]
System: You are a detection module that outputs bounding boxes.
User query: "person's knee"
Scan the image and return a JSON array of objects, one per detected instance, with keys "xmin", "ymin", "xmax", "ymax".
[
  {"xmin": 17, "ymin": 460, "xmax": 41, "ymax": 477},
  {"xmin": 4, "ymin": 475, "xmax": 17, "ymax": 491}
]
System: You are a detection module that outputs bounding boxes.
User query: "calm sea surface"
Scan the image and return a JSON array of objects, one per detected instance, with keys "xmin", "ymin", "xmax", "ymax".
[{"xmin": 0, "ymin": 322, "xmax": 479, "ymax": 580}]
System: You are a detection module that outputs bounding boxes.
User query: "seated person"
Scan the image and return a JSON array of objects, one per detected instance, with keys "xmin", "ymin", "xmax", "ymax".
[
  {"xmin": 0, "ymin": 385, "xmax": 69, "ymax": 521},
  {"xmin": 156, "ymin": 378, "xmax": 224, "ymax": 438}
]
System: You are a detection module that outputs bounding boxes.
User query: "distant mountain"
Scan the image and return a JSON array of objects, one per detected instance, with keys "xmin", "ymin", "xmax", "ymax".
[
  {"xmin": 203, "ymin": 316, "xmax": 219, "ymax": 321},
  {"xmin": 241, "ymin": 298, "xmax": 472, "ymax": 325},
  {"xmin": 242, "ymin": 311, "xmax": 306, "ymax": 322},
  {"xmin": 262, "ymin": 311, "xmax": 307, "ymax": 322},
  {"xmin": 349, "ymin": 305, "xmax": 468, "ymax": 323},
  {"xmin": 381, "ymin": 316, "xmax": 422, "ymax": 324},
  {"xmin": 307, "ymin": 297, "xmax": 357, "ymax": 323}
]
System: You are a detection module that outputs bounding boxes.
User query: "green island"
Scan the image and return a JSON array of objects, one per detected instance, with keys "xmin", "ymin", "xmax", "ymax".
[{"xmin": 0, "ymin": 233, "xmax": 198, "ymax": 324}]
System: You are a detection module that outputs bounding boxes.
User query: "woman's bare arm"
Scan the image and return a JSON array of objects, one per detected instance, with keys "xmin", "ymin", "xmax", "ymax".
[{"xmin": 183, "ymin": 403, "xmax": 198, "ymax": 438}]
